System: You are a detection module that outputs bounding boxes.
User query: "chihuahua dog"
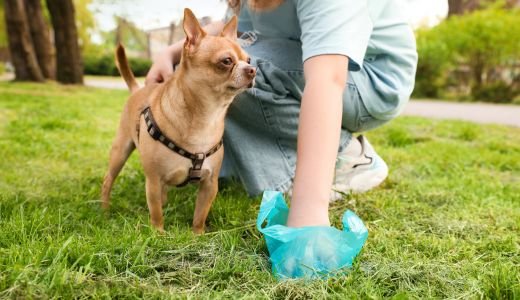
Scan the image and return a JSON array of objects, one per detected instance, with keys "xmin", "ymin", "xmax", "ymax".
[{"xmin": 101, "ymin": 8, "xmax": 256, "ymax": 234}]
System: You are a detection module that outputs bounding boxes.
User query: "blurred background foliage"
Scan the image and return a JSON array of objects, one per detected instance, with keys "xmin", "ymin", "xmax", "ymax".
[
  {"xmin": 75, "ymin": 0, "xmax": 97, "ymax": 57},
  {"xmin": 414, "ymin": 6, "xmax": 520, "ymax": 103},
  {"xmin": 0, "ymin": 0, "xmax": 5, "ymax": 74},
  {"xmin": 0, "ymin": 0, "xmax": 151, "ymax": 77},
  {"xmin": 0, "ymin": 0, "xmax": 518, "ymax": 101},
  {"xmin": 0, "ymin": 0, "xmax": 5, "ymax": 47},
  {"xmin": 75, "ymin": 0, "xmax": 151, "ymax": 76},
  {"xmin": 83, "ymin": 53, "xmax": 150, "ymax": 77}
]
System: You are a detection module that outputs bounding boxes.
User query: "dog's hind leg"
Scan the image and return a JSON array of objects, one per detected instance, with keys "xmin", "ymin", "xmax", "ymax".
[{"xmin": 102, "ymin": 127, "xmax": 135, "ymax": 210}]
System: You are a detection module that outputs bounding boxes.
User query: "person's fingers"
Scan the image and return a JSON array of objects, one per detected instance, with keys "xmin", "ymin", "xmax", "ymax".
[
  {"xmin": 162, "ymin": 64, "xmax": 174, "ymax": 79},
  {"xmin": 163, "ymin": 71, "xmax": 174, "ymax": 82},
  {"xmin": 145, "ymin": 70, "xmax": 154, "ymax": 85},
  {"xmin": 145, "ymin": 63, "xmax": 174, "ymax": 85},
  {"xmin": 145, "ymin": 67, "xmax": 161, "ymax": 85},
  {"xmin": 145, "ymin": 72, "xmax": 159, "ymax": 85}
]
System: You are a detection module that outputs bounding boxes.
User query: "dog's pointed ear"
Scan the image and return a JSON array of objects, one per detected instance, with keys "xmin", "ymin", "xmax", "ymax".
[
  {"xmin": 220, "ymin": 15, "xmax": 238, "ymax": 40},
  {"xmin": 183, "ymin": 8, "xmax": 206, "ymax": 50}
]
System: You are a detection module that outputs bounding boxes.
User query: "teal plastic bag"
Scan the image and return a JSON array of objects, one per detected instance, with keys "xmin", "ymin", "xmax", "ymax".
[{"xmin": 257, "ymin": 191, "xmax": 368, "ymax": 279}]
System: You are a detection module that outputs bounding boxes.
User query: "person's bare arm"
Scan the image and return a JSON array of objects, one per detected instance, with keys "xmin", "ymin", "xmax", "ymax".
[
  {"xmin": 145, "ymin": 21, "xmax": 226, "ymax": 84},
  {"xmin": 286, "ymin": 54, "xmax": 348, "ymax": 227}
]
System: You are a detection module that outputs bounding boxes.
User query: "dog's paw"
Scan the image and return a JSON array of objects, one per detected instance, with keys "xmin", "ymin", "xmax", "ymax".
[{"xmin": 192, "ymin": 226, "xmax": 205, "ymax": 235}]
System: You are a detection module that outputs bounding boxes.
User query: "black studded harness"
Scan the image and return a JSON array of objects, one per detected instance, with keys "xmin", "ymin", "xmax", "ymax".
[{"xmin": 140, "ymin": 106, "xmax": 223, "ymax": 187}]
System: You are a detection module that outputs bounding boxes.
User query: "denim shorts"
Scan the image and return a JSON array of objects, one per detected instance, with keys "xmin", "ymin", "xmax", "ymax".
[{"xmin": 221, "ymin": 36, "xmax": 390, "ymax": 196}]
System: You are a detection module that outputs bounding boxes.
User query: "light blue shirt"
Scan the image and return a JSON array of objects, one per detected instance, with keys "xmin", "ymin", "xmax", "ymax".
[{"xmin": 237, "ymin": 0, "xmax": 418, "ymax": 120}]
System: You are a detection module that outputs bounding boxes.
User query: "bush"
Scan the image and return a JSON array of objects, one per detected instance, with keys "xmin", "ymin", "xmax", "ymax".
[
  {"xmin": 83, "ymin": 54, "xmax": 151, "ymax": 77},
  {"xmin": 129, "ymin": 56, "xmax": 152, "ymax": 77},
  {"xmin": 0, "ymin": 62, "xmax": 5, "ymax": 75},
  {"xmin": 472, "ymin": 82, "xmax": 519, "ymax": 104},
  {"xmin": 83, "ymin": 54, "xmax": 117, "ymax": 76},
  {"xmin": 414, "ymin": 28, "xmax": 452, "ymax": 98},
  {"xmin": 414, "ymin": 8, "xmax": 520, "ymax": 103}
]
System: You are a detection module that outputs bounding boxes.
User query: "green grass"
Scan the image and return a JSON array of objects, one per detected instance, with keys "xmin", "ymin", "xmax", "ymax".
[{"xmin": 0, "ymin": 82, "xmax": 519, "ymax": 299}]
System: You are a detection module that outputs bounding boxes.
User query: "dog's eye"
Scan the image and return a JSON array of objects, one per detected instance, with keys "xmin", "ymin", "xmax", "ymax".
[
  {"xmin": 247, "ymin": 57, "xmax": 251, "ymax": 64},
  {"xmin": 221, "ymin": 58, "xmax": 233, "ymax": 66}
]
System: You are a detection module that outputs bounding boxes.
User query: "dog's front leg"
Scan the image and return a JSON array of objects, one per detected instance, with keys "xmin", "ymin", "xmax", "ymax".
[
  {"xmin": 192, "ymin": 171, "xmax": 218, "ymax": 234},
  {"xmin": 145, "ymin": 176, "xmax": 165, "ymax": 232}
]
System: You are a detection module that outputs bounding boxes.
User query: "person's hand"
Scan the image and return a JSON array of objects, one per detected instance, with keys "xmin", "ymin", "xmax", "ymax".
[
  {"xmin": 145, "ymin": 51, "xmax": 174, "ymax": 85},
  {"xmin": 145, "ymin": 20, "xmax": 226, "ymax": 85},
  {"xmin": 145, "ymin": 44, "xmax": 182, "ymax": 85}
]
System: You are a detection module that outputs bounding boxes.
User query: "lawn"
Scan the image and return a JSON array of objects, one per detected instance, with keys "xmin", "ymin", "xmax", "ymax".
[{"xmin": 0, "ymin": 82, "xmax": 519, "ymax": 299}]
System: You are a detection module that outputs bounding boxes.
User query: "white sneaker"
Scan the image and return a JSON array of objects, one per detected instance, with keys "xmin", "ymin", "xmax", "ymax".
[{"xmin": 331, "ymin": 135, "xmax": 388, "ymax": 201}]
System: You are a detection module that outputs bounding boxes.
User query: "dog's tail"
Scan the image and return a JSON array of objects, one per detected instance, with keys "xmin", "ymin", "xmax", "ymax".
[{"xmin": 115, "ymin": 44, "xmax": 139, "ymax": 93}]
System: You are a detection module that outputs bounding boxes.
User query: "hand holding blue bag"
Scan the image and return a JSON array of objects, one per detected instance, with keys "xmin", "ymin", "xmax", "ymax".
[{"xmin": 257, "ymin": 191, "xmax": 369, "ymax": 279}]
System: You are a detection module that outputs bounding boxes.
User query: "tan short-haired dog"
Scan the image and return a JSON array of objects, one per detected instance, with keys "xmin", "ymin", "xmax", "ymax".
[{"xmin": 101, "ymin": 9, "xmax": 256, "ymax": 234}]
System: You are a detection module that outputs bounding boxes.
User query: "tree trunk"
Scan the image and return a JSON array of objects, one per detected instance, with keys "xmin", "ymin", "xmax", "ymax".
[
  {"xmin": 24, "ymin": 0, "xmax": 55, "ymax": 79},
  {"xmin": 168, "ymin": 22, "xmax": 176, "ymax": 45},
  {"xmin": 4, "ymin": 0, "xmax": 45, "ymax": 81},
  {"xmin": 147, "ymin": 32, "xmax": 152, "ymax": 60},
  {"xmin": 448, "ymin": 0, "xmax": 481, "ymax": 16},
  {"xmin": 46, "ymin": 0, "xmax": 83, "ymax": 84},
  {"xmin": 448, "ymin": 0, "xmax": 520, "ymax": 16},
  {"xmin": 506, "ymin": 0, "xmax": 520, "ymax": 7},
  {"xmin": 448, "ymin": 0, "xmax": 464, "ymax": 16}
]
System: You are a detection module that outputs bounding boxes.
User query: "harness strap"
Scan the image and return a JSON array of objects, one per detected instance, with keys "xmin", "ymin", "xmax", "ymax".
[{"xmin": 141, "ymin": 106, "xmax": 223, "ymax": 187}]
